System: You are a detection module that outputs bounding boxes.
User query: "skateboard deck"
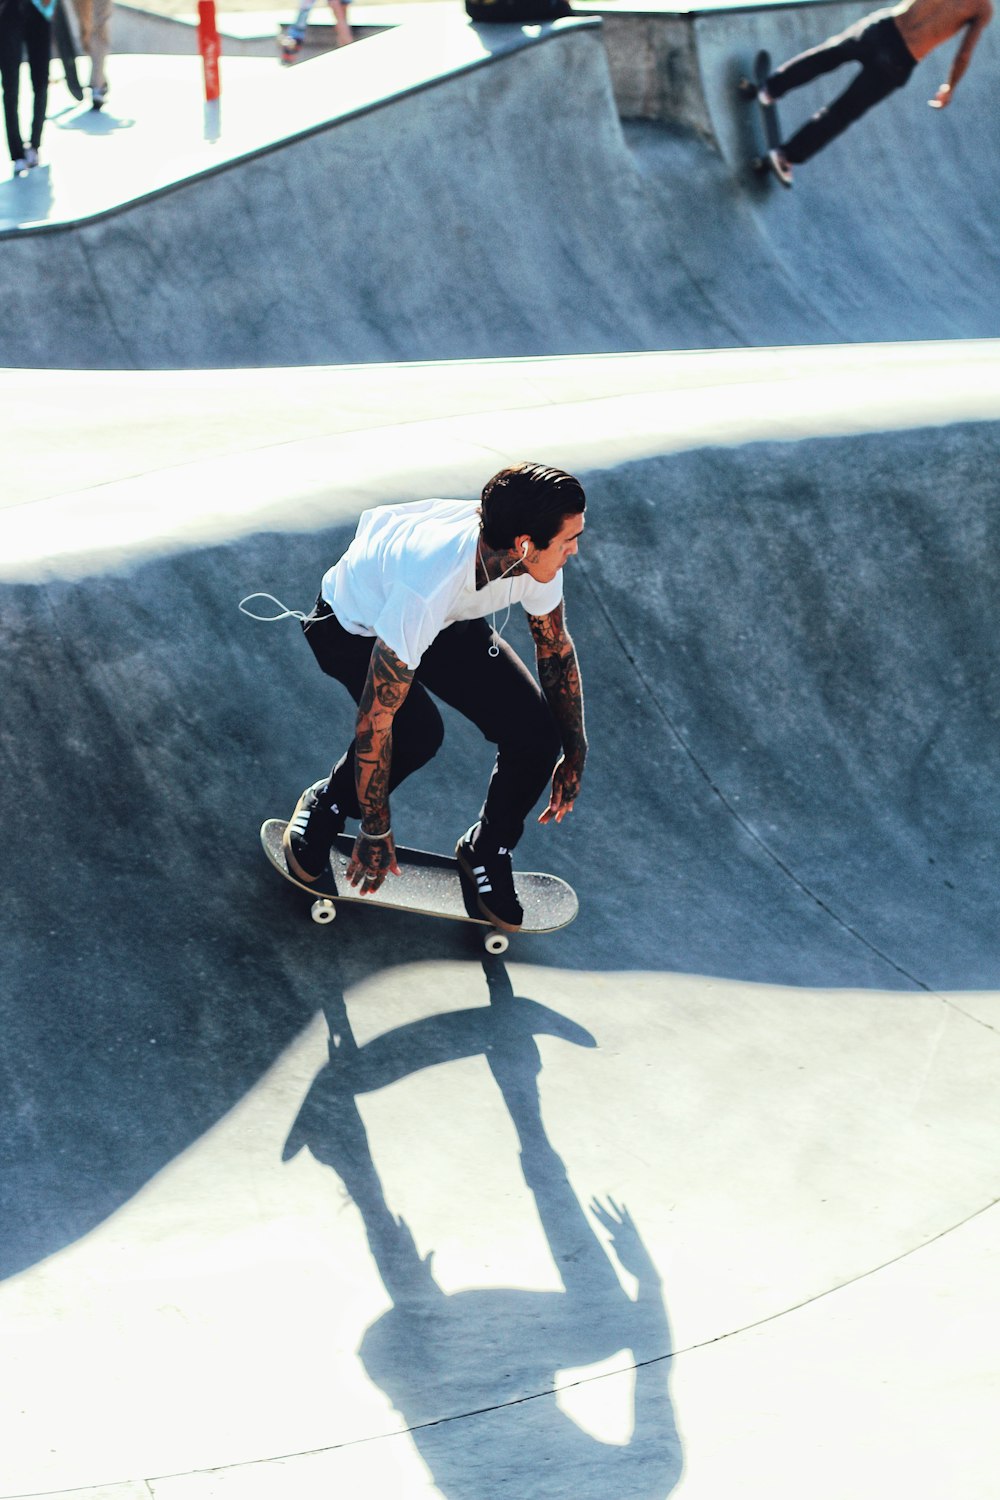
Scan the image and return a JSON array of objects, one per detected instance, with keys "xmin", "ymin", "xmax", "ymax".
[
  {"xmin": 738, "ymin": 49, "xmax": 790, "ymax": 187},
  {"xmin": 261, "ymin": 819, "xmax": 579, "ymax": 952},
  {"xmin": 52, "ymin": 0, "xmax": 84, "ymax": 102}
]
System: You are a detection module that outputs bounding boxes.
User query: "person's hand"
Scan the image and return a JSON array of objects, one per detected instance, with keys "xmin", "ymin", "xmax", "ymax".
[
  {"xmin": 928, "ymin": 82, "xmax": 951, "ymax": 108},
  {"xmin": 346, "ymin": 831, "xmax": 400, "ymax": 894},
  {"xmin": 537, "ymin": 749, "xmax": 585, "ymax": 824}
]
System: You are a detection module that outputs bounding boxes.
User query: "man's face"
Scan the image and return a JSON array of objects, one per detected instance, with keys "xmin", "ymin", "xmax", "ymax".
[{"xmin": 522, "ymin": 513, "xmax": 585, "ymax": 584}]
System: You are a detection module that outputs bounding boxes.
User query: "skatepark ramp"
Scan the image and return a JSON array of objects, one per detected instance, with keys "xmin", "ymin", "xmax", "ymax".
[
  {"xmin": 1, "ymin": 3, "xmax": 999, "ymax": 368},
  {"xmin": 2, "ymin": 345, "xmax": 999, "ymax": 1498}
]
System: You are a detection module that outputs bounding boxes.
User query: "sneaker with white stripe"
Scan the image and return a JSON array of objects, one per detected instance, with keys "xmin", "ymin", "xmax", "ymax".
[
  {"xmin": 456, "ymin": 821, "xmax": 523, "ymax": 932},
  {"xmin": 283, "ymin": 778, "xmax": 346, "ymax": 883}
]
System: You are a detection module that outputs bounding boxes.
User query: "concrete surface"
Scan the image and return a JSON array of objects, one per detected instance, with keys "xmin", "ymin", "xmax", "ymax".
[
  {"xmin": 109, "ymin": 1, "xmax": 445, "ymax": 58},
  {"xmin": 2, "ymin": 344, "xmax": 999, "ymax": 1499},
  {"xmin": 2, "ymin": 3, "xmax": 999, "ymax": 1495},
  {"xmin": 1, "ymin": 6, "xmax": 999, "ymax": 366}
]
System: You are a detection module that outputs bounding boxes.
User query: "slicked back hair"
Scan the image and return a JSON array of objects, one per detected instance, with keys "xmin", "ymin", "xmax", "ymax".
[{"xmin": 479, "ymin": 462, "xmax": 586, "ymax": 552}]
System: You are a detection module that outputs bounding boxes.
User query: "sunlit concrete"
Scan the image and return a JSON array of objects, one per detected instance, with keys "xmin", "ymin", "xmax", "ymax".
[{"xmin": 5, "ymin": 341, "xmax": 1000, "ymax": 574}]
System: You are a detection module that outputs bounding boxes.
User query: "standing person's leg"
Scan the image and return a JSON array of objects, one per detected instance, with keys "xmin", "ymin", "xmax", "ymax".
[
  {"xmin": 284, "ymin": 598, "xmax": 446, "ymax": 881},
  {"xmin": 70, "ymin": 0, "xmax": 92, "ymax": 61},
  {"xmin": 327, "ymin": 0, "xmax": 352, "ymax": 47},
  {"xmin": 89, "ymin": 0, "xmax": 111, "ymax": 98},
  {"xmin": 0, "ymin": 15, "xmax": 26, "ymax": 168},
  {"xmin": 23, "ymin": 2, "xmax": 49, "ymax": 157}
]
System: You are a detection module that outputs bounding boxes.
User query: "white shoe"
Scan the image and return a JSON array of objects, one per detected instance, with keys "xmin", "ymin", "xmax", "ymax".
[
  {"xmin": 12, "ymin": 157, "xmax": 28, "ymax": 176},
  {"xmin": 24, "ymin": 145, "xmax": 39, "ymax": 168},
  {"xmin": 768, "ymin": 148, "xmax": 793, "ymax": 187},
  {"xmin": 757, "ymin": 85, "xmax": 774, "ymax": 107}
]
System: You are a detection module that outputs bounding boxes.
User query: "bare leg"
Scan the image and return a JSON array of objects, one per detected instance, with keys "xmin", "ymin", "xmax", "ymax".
[{"xmin": 328, "ymin": 0, "xmax": 353, "ymax": 46}]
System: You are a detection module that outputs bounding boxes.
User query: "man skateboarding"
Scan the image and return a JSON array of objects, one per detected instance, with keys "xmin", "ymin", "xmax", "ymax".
[
  {"xmin": 282, "ymin": 463, "xmax": 588, "ymax": 932},
  {"xmin": 758, "ymin": 0, "xmax": 993, "ymax": 184}
]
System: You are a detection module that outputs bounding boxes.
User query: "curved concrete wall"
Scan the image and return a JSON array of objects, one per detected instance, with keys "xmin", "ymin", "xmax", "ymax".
[{"xmin": 1, "ymin": 12, "xmax": 998, "ymax": 367}]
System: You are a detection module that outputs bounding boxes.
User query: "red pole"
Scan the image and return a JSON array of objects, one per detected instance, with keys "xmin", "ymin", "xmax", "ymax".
[{"xmin": 197, "ymin": 0, "xmax": 221, "ymax": 102}]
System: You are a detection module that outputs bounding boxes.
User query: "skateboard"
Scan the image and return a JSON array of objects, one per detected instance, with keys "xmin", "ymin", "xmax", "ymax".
[
  {"xmin": 279, "ymin": 3, "xmax": 312, "ymax": 64},
  {"xmin": 52, "ymin": 0, "xmax": 84, "ymax": 102},
  {"xmin": 261, "ymin": 819, "xmax": 579, "ymax": 953},
  {"xmin": 738, "ymin": 49, "xmax": 790, "ymax": 187}
]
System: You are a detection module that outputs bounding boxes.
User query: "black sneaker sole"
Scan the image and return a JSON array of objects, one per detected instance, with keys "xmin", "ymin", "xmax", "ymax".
[{"xmin": 455, "ymin": 842, "xmax": 523, "ymax": 933}]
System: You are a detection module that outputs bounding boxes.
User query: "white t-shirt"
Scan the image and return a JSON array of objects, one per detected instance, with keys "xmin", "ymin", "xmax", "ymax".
[{"xmin": 321, "ymin": 498, "xmax": 563, "ymax": 669}]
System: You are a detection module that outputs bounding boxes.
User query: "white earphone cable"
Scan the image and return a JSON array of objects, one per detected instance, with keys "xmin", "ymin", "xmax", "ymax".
[
  {"xmin": 484, "ymin": 541, "xmax": 528, "ymax": 658},
  {"xmin": 238, "ymin": 593, "xmax": 308, "ymax": 623}
]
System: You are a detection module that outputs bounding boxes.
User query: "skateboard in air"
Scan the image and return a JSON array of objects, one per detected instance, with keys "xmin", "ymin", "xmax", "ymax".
[
  {"xmin": 52, "ymin": 0, "xmax": 85, "ymax": 102},
  {"xmin": 738, "ymin": 49, "xmax": 791, "ymax": 188},
  {"xmin": 261, "ymin": 819, "xmax": 579, "ymax": 954}
]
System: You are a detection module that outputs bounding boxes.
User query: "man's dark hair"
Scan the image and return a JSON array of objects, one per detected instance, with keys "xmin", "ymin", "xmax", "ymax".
[{"xmin": 479, "ymin": 462, "xmax": 586, "ymax": 551}]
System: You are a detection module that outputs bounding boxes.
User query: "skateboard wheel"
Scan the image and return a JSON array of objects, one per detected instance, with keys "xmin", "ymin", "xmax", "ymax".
[
  {"xmin": 484, "ymin": 931, "xmax": 509, "ymax": 955},
  {"xmin": 310, "ymin": 899, "xmax": 336, "ymax": 925}
]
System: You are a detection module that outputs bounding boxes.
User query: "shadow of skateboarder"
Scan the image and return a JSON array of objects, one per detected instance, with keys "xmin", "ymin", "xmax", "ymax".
[{"xmin": 283, "ymin": 955, "xmax": 682, "ymax": 1497}]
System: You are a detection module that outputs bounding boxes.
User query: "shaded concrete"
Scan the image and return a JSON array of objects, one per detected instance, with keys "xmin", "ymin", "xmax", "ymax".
[
  {"xmin": 1, "ymin": 5, "xmax": 999, "ymax": 366},
  {"xmin": 2, "ymin": 348, "xmax": 999, "ymax": 1498}
]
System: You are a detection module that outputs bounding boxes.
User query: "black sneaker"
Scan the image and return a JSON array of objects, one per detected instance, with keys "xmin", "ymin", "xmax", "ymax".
[
  {"xmin": 283, "ymin": 779, "xmax": 345, "ymax": 883},
  {"xmin": 456, "ymin": 822, "xmax": 523, "ymax": 932}
]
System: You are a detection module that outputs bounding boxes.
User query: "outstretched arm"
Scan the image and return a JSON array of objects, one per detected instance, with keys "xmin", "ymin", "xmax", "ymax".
[
  {"xmin": 528, "ymin": 603, "xmax": 587, "ymax": 824},
  {"xmin": 347, "ymin": 638, "xmax": 414, "ymax": 892},
  {"xmin": 929, "ymin": 4, "xmax": 992, "ymax": 105}
]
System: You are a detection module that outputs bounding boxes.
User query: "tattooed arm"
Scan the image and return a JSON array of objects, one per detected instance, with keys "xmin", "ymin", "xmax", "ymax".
[
  {"xmin": 346, "ymin": 638, "xmax": 414, "ymax": 893},
  {"xmin": 528, "ymin": 603, "xmax": 587, "ymax": 825}
]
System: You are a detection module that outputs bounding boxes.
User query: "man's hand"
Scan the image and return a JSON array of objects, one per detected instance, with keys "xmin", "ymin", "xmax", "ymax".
[
  {"xmin": 928, "ymin": 82, "xmax": 952, "ymax": 107},
  {"xmin": 538, "ymin": 750, "xmax": 585, "ymax": 824},
  {"xmin": 346, "ymin": 831, "xmax": 400, "ymax": 894}
]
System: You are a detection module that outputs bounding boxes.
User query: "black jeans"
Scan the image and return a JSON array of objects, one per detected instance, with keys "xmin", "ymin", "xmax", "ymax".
[
  {"xmin": 769, "ymin": 14, "xmax": 917, "ymax": 165},
  {"xmin": 302, "ymin": 599, "xmax": 562, "ymax": 850},
  {"xmin": 0, "ymin": 0, "xmax": 49, "ymax": 163}
]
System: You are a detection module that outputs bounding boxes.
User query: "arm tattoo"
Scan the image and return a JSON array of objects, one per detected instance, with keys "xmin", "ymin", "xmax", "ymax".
[
  {"xmin": 356, "ymin": 640, "xmax": 414, "ymax": 828},
  {"xmin": 529, "ymin": 605, "xmax": 587, "ymax": 757}
]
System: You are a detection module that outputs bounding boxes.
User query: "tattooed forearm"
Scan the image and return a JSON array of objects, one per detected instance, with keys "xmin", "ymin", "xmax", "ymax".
[
  {"xmin": 355, "ymin": 639, "xmax": 414, "ymax": 829},
  {"xmin": 529, "ymin": 607, "xmax": 587, "ymax": 757}
]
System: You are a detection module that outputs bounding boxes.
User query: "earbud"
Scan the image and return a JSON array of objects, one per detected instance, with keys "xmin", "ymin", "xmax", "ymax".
[{"xmin": 521, "ymin": 541, "xmax": 529, "ymax": 557}]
